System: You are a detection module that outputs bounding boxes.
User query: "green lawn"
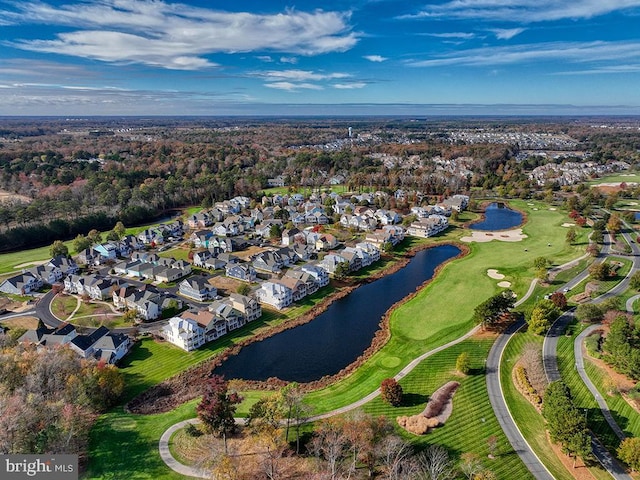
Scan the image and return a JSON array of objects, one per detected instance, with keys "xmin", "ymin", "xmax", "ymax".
[
  {"xmin": 555, "ymin": 321, "xmax": 622, "ymax": 454},
  {"xmin": 362, "ymin": 337, "xmax": 534, "ymax": 480},
  {"xmin": 587, "ymin": 172, "xmax": 640, "ymax": 185},
  {"xmin": 304, "ymin": 199, "xmax": 589, "ymax": 412},
  {"xmin": 501, "ymin": 330, "xmax": 611, "ymax": 480},
  {"xmin": 86, "ymin": 198, "xmax": 591, "ymax": 477},
  {"xmin": 86, "ymin": 400, "xmax": 198, "ymax": 480}
]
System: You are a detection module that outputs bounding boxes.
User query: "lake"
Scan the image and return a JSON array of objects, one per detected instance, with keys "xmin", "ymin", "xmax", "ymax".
[
  {"xmin": 214, "ymin": 244, "xmax": 461, "ymax": 382},
  {"xmin": 470, "ymin": 202, "xmax": 523, "ymax": 231}
]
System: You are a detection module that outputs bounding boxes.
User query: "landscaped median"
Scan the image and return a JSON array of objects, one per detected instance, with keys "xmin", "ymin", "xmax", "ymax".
[{"xmin": 85, "ymin": 199, "xmax": 591, "ymax": 479}]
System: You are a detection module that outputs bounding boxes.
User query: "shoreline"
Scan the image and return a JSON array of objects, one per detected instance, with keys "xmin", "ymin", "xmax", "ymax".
[
  {"xmin": 465, "ymin": 199, "xmax": 528, "ymax": 233},
  {"xmin": 126, "ymin": 240, "xmax": 469, "ymax": 414}
]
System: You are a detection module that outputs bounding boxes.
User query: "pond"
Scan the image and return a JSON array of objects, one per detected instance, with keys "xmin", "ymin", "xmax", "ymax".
[
  {"xmin": 214, "ymin": 244, "xmax": 461, "ymax": 383},
  {"xmin": 470, "ymin": 202, "xmax": 523, "ymax": 231}
]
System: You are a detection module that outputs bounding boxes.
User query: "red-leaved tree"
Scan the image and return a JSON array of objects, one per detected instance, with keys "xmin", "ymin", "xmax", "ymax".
[
  {"xmin": 197, "ymin": 375, "xmax": 242, "ymax": 452},
  {"xmin": 380, "ymin": 378, "xmax": 403, "ymax": 407}
]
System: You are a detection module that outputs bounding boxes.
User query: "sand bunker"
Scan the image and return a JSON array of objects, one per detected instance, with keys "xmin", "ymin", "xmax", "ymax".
[
  {"xmin": 497, "ymin": 281, "xmax": 512, "ymax": 288},
  {"xmin": 549, "ymin": 207, "xmax": 557, "ymax": 211},
  {"xmin": 461, "ymin": 228, "xmax": 527, "ymax": 243},
  {"xmin": 487, "ymin": 269, "xmax": 505, "ymax": 280},
  {"xmin": 561, "ymin": 222, "xmax": 575, "ymax": 227}
]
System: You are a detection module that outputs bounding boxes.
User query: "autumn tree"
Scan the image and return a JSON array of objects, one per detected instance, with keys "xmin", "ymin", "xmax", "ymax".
[
  {"xmin": 196, "ymin": 375, "xmax": 242, "ymax": 453},
  {"xmin": 630, "ymin": 271, "xmax": 640, "ymax": 290},
  {"xmin": 87, "ymin": 228, "xmax": 102, "ymax": 245},
  {"xmin": 280, "ymin": 382, "xmax": 311, "ymax": 453},
  {"xmin": 380, "ymin": 378, "xmax": 403, "ymax": 407},
  {"xmin": 607, "ymin": 213, "xmax": 622, "ymax": 234},
  {"xmin": 50, "ymin": 240, "xmax": 69, "ymax": 258},
  {"xmin": 528, "ymin": 299, "xmax": 558, "ymax": 335},
  {"xmin": 589, "ymin": 262, "xmax": 611, "ymax": 281},
  {"xmin": 618, "ymin": 437, "xmax": 640, "ymax": 472},
  {"xmin": 565, "ymin": 227, "xmax": 577, "ymax": 245},
  {"xmin": 114, "ymin": 221, "xmax": 126, "ymax": 238},
  {"xmin": 550, "ymin": 292, "xmax": 567, "ymax": 310}
]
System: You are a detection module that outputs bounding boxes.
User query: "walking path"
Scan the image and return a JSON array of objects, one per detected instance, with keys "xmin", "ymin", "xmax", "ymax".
[
  {"xmin": 542, "ymin": 225, "xmax": 639, "ymax": 480},
  {"xmin": 158, "ymin": 267, "xmax": 543, "ymax": 477},
  {"xmin": 575, "ymin": 325, "xmax": 626, "ymax": 440}
]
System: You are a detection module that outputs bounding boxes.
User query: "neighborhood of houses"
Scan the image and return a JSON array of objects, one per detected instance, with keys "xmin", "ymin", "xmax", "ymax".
[{"xmin": 2, "ymin": 191, "xmax": 469, "ymax": 358}]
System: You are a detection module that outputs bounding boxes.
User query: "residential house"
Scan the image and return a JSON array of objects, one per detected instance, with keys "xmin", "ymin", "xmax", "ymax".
[
  {"xmin": 273, "ymin": 277, "xmax": 307, "ymax": 301},
  {"xmin": 48, "ymin": 256, "xmax": 79, "ymax": 275},
  {"xmin": 191, "ymin": 230, "xmax": 213, "ymax": 249},
  {"xmin": 267, "ymin": 175, "xmax": 286, "ymax": 187},
  {"xmin": 343, "ymin": 246, "xmax": 373, "ymax": 268},
  {"xmin": 305, "ymin": 211, "xmax": 329, "ymax": 225},
  {"xmin": 283, "ymin": 269, "xmax": 319, "ymax": 295},
  {"xmin": 300, "ymin": 263, "xmax": 330, "ymax": 288},
  {"xmin": 192, "ymin": 250, "xmax": 213, "ymax": 268},
  {"xmin": 255, "ymin": 219, "xmax": 283, "ymax": 238},
  {"xmin": 0, "ymin": 272, "xmax": 42, "ymax": 295},
  {"xmin": 339, "ymin": 249, "xmax": 363, "ymax": 272},
  {"xmin": 208, "ymin": 300, "xmax": 245, "ymax": 331},
  {"xmin": 26, "ymin": 264, "xmax": 62, "ymax": 285},
  {"xmin": 178, "ymin": 277, "xmax": 217, "ymax": 302},
  {"xmin": 281, "ymin": 227, "xmax": 303, "ymax": 246},
  {"xmin": 162, "ymin": 316, "xmax": 205, "ymax": 351},
  {"xmin": 375, "ymin": 209, "xmax": 401, "ymax": 225},
  {"xmin": 355, "ymin": 242, "xmax": 381, "ymax": 263},
  {"xmin": 92, "ymin": 331, "xmax": 131, "ymax": 364},
  {"xmin": 76, "ymin": 247, "xmax": 99, "ymax": 266},
  {"xmin": 255, "ymin": 281, "xmax": 293, "ymax": 310},
  {"xmin": 318, "ymin": 253, "xmax": 349, "ymax": 275},
  {"xmin": 228, "ymin": 293, "xmax": 262, "ymax": 322},
  {"xmin": 19, "ymin": 323, "xmax": 77, "ymax": 347},
  {"xmin": 253, "ymin": 251, "xmax": 284, "ymax": 273},
  {"xmin": 275, "ymin": 247, "xmax": 297, "ymax": 267},
  {"xmin": 94, "ymin": 243, "xmax": 118, "ymax": 261},
  {"xmin": 407, "ymin": 215, "xmax": 449, "ymax": 238},
  {"xmin": 186, "ymin": 309, "xmax": 227, "ymax": 342},
  {"xmin": 315, "ymin": 234, "xmax": 338, "ymax": 251},
  {"xmin": 225, "ymin": 263, "xmax": 257, "ymax": 282}
]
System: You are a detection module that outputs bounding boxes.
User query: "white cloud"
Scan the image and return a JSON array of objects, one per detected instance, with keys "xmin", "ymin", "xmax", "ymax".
[
  {"xmin": 426, "ymin": 32, "xmax": 476, "ymax": 39},
  {"xmin": 398, "ymin": 0, "xmax": 640, "ymax": 22},
  {"xmin": 280, "ymin": 57, "xmax": 298, "ymax": 64},
  {"xmin": 264, "ymin": 82, "xmax": 323, "ymax": 91},
  {"xmin": 256, "ymin": 56, "xmax": 273, "ymax": 62},
  {"xmin": 253, "ymin": 69, "xmax": 350, "ymax": 81},
  {"xmin": 408, "ymin": 40, "xmax": 640, "ymax": 68},
  {"xmin": 491, "ymin": 28, "xmax": 526, "ymax": 40},
  {"xmin": 363, "ymin": 54, "xmax": 387, "ymax": 62},
  {"xmin": 2, "ymin": 0, "xmax": 358, "ymax": 69},
  {"xmin": 333, "ymin": 82, "xmax": 367, "ymax": 89},
  {"xmin": 554, "ymin": 64, "xmax": 640, "ymax": 74}
]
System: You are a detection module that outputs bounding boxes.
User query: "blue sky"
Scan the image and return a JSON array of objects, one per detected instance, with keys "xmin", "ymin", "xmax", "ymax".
[{"xmin": 1, "ymin": 0, "xmax": 640, "ymax": 115}]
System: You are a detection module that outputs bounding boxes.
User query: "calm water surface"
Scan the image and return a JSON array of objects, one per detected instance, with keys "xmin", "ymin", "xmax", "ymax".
[
  {"xmin": 215, "ymin": 244, "xmax": 461, "ymax": 382},
  {"xmin": 470, "ymin": 203, "xmax": 523, "ymax": 231}
]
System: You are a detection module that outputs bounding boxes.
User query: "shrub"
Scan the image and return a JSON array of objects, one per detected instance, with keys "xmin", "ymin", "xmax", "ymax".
[
  {"xmin": 397, "ymin": 415, "xmax": 439, "ymax": 435},
  {"xmin": 514, "ymin": 365, "xmax": 542, "ymax": 404},
  {"xmin": 380, "ymin": 378, "xmax": 403, "ymax": 407},
  {"xmin": 584, "ymin": 332, "xmax": 602, "ymax": 359},
  {"xmin": 456, "ymin": 352, "xmax": 471, "ymax": 374}
]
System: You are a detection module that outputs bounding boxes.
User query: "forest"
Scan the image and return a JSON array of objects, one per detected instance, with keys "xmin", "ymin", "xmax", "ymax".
[{"xmin": 0, "ymin": 116, "xmax": 639, "ymax": 252}]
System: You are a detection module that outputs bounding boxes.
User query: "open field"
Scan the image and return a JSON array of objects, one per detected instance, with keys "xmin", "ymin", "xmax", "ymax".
[
  {"xmin": 587, "ymin": 172, "xmax": 640, "ymax": 186},
  {"xmin": 362, "ymin": 336, "xmax": 534, "ymax": 480},
  {"xmin": 303, "ymin": 199, "xmax": 589, "ymax": 412}
]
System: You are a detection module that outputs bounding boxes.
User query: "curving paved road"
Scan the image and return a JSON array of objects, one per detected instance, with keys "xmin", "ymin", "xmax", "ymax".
[
  {"xmin": 575, "ymin": 325, "xmax": 626, "ymax": 440},
  {"xmin": 542, "ymin": 225, "xmax": 640, "ymax": 480}
]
